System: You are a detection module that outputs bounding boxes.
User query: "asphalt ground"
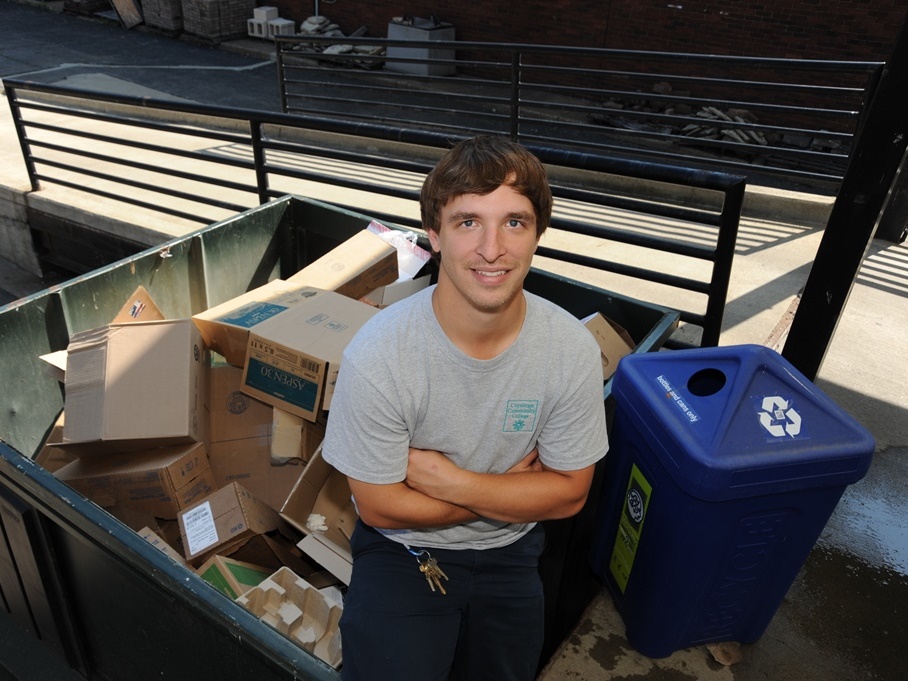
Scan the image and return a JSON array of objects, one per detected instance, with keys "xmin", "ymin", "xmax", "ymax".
[{"xmin": 0, "ymin": 2, "xmax": 907, "ymax": 680}]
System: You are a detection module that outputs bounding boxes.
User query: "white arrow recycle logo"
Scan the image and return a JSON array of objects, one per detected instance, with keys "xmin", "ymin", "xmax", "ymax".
[{"xmin": 758, "ymin": 395, "xmax": 802, "ymax": 437}]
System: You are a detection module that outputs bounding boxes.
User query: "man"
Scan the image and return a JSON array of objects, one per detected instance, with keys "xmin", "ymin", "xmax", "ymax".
[{"xmin": 322, "ymin": 135, "xmax": 608, "ymax": 681}]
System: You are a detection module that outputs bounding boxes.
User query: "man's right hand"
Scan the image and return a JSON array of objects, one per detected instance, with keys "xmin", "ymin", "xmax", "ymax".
[{"xmin": 506, "ymin": 447, "xmax": 543, "ymax": 474}]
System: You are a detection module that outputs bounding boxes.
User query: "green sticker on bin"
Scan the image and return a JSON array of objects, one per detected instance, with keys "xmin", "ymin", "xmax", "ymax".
[{"xmin": 609, "ymin": 463, "xmax": 652, "ymax": 593}]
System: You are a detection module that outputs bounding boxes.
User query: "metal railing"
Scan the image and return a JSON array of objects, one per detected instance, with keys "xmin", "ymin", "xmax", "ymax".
[
  {"xmin": 276, "ymin": 35, "xmax": 882, "ymax": 193},
  {"xmin": 4, "ymin": 78, "xmax": 744, "ymax": 348}
]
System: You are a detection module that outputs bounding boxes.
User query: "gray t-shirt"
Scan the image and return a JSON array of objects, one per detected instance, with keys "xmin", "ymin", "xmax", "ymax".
[{"xmin": 322, "ymin": 285, "xmax": 609, "ymax": 550}]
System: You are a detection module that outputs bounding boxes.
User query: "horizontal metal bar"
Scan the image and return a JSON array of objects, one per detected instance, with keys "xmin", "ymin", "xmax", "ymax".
[
  {"xmin": 32, "ymin": 156, "xmax": 256, "ymax": 213},
  {"xmin": 20, "ymin": 121, "xmax": 257, "ymax": 171},
  {"xmin": 278, "ymin": 35, "xmax": 881, "ymax": 71},
  {"xmin": 534, "ymin": 243, "xmax": 711, "ymax": 296},
  {"xmin": 31, "ymin": 173, "xmax": 225, "ymax": 225},
  {"xmin": 26, "ymin": 139, "xmax": 257, "ymax": 193}
]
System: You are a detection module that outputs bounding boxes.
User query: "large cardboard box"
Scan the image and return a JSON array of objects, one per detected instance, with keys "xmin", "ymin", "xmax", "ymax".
[
  {"xmin": 62, "ymin": 319, "xmax": 208, "ymax": 448},
  {"xmin": 178, "ymin": 482, "xmax": 283, "ymax": 566},
  {"xmin": 281, "ymin": 446, "xmax": 357, "ymax": 584},
  {"xmin": 38, "ymin": 285, "xmax": 166, "ymax": 385},
  {"xmin": 192, "ymin": 281, "xmax": 329, "ymax": 367},
  {"xmin": 285, "ymin": 228, "xmax": 398, "ymax": 300},
  {"xmin": 208, "ymin": 364, "xmax": 273, "ymax": 443},
  {"xmin": 241, "ymin": 290, "xmax": 379, "ymax": 422},
  {"xmin": 54, "ymin": 442, "xmax": 216, "ymax": 519}
]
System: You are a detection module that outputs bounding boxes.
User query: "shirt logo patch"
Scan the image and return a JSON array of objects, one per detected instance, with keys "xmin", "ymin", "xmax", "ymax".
[{"xmin": 502, "ymin": 400, "xmax": 539, "ymax": 432}]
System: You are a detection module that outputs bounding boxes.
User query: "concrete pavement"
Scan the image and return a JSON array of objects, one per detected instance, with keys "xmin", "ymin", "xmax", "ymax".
[{"xmin": 0, "ymin": 2, "xmax": 906, "ymax": 680}]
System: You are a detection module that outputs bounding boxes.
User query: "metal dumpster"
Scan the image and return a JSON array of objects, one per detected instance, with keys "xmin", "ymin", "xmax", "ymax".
[{"xmin": 0, "ymin": 195, "xmax": 679, "ymax": 680}]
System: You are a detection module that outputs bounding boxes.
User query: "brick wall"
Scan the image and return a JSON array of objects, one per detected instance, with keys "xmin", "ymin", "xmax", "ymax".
[{"xmin": 269, "ymin": 0, "xmax": 906, "ymax": 62}]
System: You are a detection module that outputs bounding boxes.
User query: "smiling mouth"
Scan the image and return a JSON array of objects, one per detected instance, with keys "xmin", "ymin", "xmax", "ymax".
[{"xmin": 474, "ymin": 270, "xmax": 508, "ymax": 278}]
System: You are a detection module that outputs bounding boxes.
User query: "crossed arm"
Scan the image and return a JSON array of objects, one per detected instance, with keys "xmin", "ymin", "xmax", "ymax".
[{"xmin": 349, "ymin": 447, "xmax": 596, "ymax": 530}]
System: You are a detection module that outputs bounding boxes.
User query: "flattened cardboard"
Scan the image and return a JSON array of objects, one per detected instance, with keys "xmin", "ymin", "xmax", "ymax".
[
  {"xmin": 62, "ymin": 319, "xmax": 208, "ymax": 449},
  {"xmin": 207, "ymin": 435, "xmax": 317, "ymax": 512},
  {"xmin": 33, "ymin": 412, "xmax": 77, "ymax": 472},
  {"xmin": 138, "ymin": 526, "xmax": 186, "ymax": 565},
  {"xmin": 192, "ymin": 281, "xmax": 330, "ymax": 367},
  {"xmin": 280, "ymin": 446, "xmax": 357, "ymax": 584},
  {"xmin": 178, "ymin": 482, "xmax": 282, "ymax": 567},
  {"xmin": 37, "ymin": 350, "xmax": 67, "ymax": 383},
  {"xmin": 582, "ymin": 312, "xmax": 635, "ymax": 380},
  {"xmin": 271, "ymin": 408, "xmax": 325, "ymax": 465},
  {"xmin": 241, "ymin": 290, "xmax": 378, "ymax": 422},
  {"xmin": 229, "ymin": 532, "xmax": 337, "ymax": 589},
  {"xmin": 285, "ymin": 228, "xmax": 398, "ymax": 300},
  {"xmin": 54, "ymin": 442, "xmax": 216, "ymax": 519},
  {"xmin": 196, "ymin": 555, "xmax": 273, "ymax": 599}
]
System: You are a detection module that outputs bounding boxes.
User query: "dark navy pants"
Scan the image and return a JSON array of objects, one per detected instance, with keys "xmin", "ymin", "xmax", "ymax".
[{"xmin": 339, "ymin": 521, "xmax": 546, "ymax": 681}]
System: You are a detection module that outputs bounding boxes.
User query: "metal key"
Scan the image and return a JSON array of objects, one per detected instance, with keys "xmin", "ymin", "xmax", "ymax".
[{"xmin": 418, "ymin": 556, "xmax": 449, "ymax": 595}]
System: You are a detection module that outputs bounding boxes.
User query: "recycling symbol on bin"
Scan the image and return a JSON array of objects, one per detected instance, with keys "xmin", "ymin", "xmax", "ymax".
[{"xmin": 758, "ymin": 395, "xmax": 802, "ymax": 438}]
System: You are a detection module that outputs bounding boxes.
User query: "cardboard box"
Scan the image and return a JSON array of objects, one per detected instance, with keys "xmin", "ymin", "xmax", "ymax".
[
  {"xmin": 280, "ymin": 446, "xmax": 357, "ymax": 584},
  {"xmin": 209, "ymin": 364, "xmax": 273, "ymax": 443},
  {"xmin": 138, "ymin": 526, "xmax": 186, "ymax": 565},
  {"xmin": 196, "ymin": 555, "xmax": 273, "ymax": 599},
  {"xmin": 54, "ymin": 442, "xmax": 217, "ymax": 519},
  {"xmin": 178, "ymin": 482, "xmax": 282, "ymax": 566},
  {"xmin": 237, "ymin": 566, "xmax": 343, "ymax": 668},
  {"xmin": 582, "ymin": 312, "xmax": 635, "ymax": 380},
  {"xmin": 241, "ymin": 290, "xmax": 379, "ymax": 422},
  {"xmin": 38, "ymin": 286, "xmax": 166, "ymax": 384},
  {"xmin": 192, "ymin": 281, "xmax": 328, "ymax": 367},
  {"xmin": 62, "ymin": 319, "xmax": 208, "ymax": 449},
  {"xmin": 362, "ymin": 274, "xmax": 432, "ymax": 309},
  {"xmin": 285, "ymin": 228, "xmax": 398, "ymax": 301},
  {"xmin": 208, "ymin": 435, "xmax": 316, "ymax": 512}
]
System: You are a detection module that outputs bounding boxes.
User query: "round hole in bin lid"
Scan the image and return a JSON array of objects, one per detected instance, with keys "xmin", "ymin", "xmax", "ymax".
[{"xmin": 687, "ymin": 368, "xmax": 726, "ymax": 397}]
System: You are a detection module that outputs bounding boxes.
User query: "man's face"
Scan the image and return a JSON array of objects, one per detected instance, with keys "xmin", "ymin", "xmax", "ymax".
[{"xmin": 428, "ymin": 183, "xmax": 540, "ymax": 315}]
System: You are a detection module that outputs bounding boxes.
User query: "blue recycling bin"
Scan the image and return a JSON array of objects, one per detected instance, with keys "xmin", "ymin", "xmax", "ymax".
[{"xmin": 590, "ymin": 344, "xmax": 875, "ymax": 658}]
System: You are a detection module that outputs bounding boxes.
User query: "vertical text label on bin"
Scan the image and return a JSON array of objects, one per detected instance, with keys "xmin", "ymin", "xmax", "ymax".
[{"xmin": 609, "ymin": 463, "xmax": 653, "ymax": 593}]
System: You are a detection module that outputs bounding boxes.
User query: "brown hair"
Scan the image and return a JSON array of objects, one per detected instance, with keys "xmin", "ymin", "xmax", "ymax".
[{"xmin": 419, "ymin": 136, "xmax": 553, "ymax": 238}]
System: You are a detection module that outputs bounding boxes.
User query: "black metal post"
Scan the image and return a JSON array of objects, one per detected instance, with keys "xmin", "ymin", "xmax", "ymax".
[
  {"xmin": 4, "ymin": 88, "xmax": 40, "ymax": 192},
  {"xmin": 510, "ymin": 51, "xmax": 520, "ymax": 140},
  {"xmin": 782, "ymin": 10, "xmax": 908, "ymax": 379}
]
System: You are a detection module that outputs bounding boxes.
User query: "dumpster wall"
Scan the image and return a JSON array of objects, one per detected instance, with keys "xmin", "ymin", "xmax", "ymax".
[{"xmin": 0, "ymin": 195, "xmax": 678, "ymax": 679}]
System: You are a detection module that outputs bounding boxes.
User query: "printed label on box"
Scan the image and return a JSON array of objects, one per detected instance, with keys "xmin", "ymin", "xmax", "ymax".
[
  {"xmin": 219, "ymin": 302, "xmax": 289, "ymax": 329},
  {"xmin": 184, "ymin": 501, "xmax": 219, "ymax": 557},
  {"xmin": 245, "ymin": 357, "xmax": 319, "ymax": 413}
]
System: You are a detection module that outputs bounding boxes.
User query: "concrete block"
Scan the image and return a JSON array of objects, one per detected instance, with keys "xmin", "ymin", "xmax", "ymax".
[
  {"xmin": 247, "ymin": 18, "xmax": 267, "ymax": 38},
  {"xmin": 253, "ymin": 6, "xmax": 279, "ymax": 21},
  {"xmin": 267, "ymin": 18, "xmax": 296, "ymax": 39}
]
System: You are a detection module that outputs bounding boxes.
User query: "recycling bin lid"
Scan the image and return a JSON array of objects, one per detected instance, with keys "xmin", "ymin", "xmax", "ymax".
[{"xmin": 611, "ymin": 344, "xmax": 876, "ymax": 501}]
